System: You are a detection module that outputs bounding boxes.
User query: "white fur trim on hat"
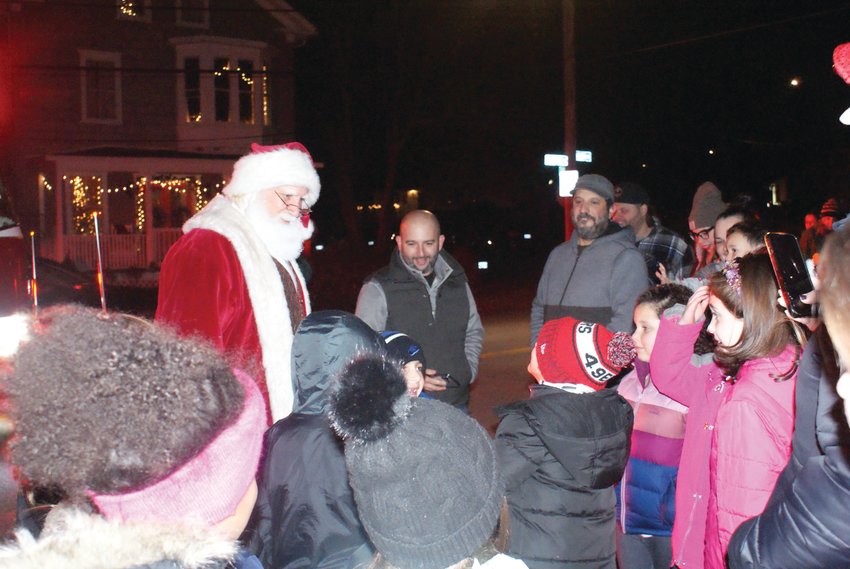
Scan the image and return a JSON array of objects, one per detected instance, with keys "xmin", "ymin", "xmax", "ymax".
[{"xmin": 223, "ymin": 143, "xmax": 321, "ymax": 206}]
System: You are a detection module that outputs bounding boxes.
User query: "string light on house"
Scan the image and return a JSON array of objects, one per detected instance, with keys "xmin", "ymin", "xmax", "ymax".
[
  {"xmin": 119, "ymin": 0, "xmax": 142, "ymax": 17},
  {"xmin": 136, "ymin": 177, "xmax": 147, "ymax": 232}
]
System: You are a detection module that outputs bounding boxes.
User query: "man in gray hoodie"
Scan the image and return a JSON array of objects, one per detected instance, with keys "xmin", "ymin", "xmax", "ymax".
[{"xmin": 530, "ymin": 174, "xmax": 649, "ymax": 346}]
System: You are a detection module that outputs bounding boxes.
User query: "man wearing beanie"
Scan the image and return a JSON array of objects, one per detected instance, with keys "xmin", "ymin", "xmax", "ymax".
[
  {"xmin": 157, "ymin": 142, "xmax": 320, "ymax": 423},
  {"xmin": 613, "ymin": 182, "xmax": 693, "ymax": 283},
  {"xmin": 496, "ymin": 317, "xmax": 636, "ymax": 569},
  {"xmin": 531, "ymin": 173, "xmax": 648, "ymax": 345}
]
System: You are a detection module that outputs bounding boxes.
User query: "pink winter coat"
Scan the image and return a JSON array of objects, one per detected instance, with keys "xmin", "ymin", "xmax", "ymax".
[
  {"xmin": 650, "ymin": 317, "xmax": 797, "ymax": 569},
  {"xmin": 703, "ymin": 343, "xmax": 797, "ymax": 569}
]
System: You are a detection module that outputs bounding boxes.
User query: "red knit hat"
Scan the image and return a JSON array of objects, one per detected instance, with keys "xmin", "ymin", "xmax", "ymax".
[{"xmin": 535, "ymin": 317, "xmax": 636, "ymax": 390}]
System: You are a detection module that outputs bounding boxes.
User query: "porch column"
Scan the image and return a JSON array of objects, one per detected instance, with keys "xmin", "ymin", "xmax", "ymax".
[
  {"xmin": 143, "ymin": 176, "xmax": 154, "ymax": 266},
  {"xmin": 54, "ymin": 173, "xmax": 64, "ymax": 260},
  {"xmin": 98, "ymin": 171, "xmax": 110, "ymax": 233}
]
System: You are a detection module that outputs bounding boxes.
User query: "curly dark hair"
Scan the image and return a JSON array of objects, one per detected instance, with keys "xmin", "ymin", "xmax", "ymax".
[{"xmin": 6, "ymin": 306, "xmax": 243, "ymax": 504}]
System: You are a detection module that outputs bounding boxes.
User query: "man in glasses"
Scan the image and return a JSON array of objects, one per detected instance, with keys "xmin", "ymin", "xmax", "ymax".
[{"xmin": 156, "ymin": 142, "xmax": 320, "ymax": 424}]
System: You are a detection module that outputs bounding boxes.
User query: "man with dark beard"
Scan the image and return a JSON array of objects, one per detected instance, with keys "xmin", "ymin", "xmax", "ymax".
[
  {"xmin": 531, "ymin": 174, "xmax": 648, "ymax": 346},
  {"xmin": 156, "ymin": 142, "xmax": 320, "ymax": 424},
  {"xmin": 355, "ymin": 210, "xmax": 484, "ymax": 410}
]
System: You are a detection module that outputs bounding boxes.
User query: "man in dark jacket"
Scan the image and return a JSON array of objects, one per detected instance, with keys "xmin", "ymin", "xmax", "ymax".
[
  {"xmin": 727, "ymin": 327, "xmax": 850, "ymax": 569},
  {"xmin": 530, "ymin": 174, "xmax": 648, "ymax": 346},
  {"xmin": 496, "ymin": 317, "xmax": 635, "ymax": 569},
  {"xmin": 355, "ymin": 210, "xmax": 484, "ymax": 409},
  {"xmin": 248, "ymin": 310, "xmax": 379, "ymax": 569}
]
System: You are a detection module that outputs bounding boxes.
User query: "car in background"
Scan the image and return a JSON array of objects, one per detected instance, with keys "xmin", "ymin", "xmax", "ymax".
[{"xmin": 34, "ymin": 258, "xmax": 100, "ymax": 308}]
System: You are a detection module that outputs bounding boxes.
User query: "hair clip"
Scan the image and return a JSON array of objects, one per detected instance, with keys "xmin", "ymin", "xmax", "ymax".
[{"xmin": 722, "ymin": 259, "xmax": 742, "ymax": 295}]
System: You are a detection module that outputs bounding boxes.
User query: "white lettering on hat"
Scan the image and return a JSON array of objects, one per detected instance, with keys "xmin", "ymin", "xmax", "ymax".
[{"xmin": 574, "ymin": 322, "xmax": 616, "ymax": 384}]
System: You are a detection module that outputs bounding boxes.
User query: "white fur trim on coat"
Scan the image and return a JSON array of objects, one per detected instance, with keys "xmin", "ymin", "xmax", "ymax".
[
  {"xmin": 0, "ymin": 506, "xmax": 239, "ymax": 569},
  {"xmin": 223, "ymin": 146, "xmax": 320, "ymax": 206},
  {"xmin": 184, "ymin": 194, "xmax": 311, "ymax": 421}
]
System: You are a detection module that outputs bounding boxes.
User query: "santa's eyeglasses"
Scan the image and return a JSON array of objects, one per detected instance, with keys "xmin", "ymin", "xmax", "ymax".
[{"xmin": 274, "ymin": 191, "xmax": 312, "ymax": 217}]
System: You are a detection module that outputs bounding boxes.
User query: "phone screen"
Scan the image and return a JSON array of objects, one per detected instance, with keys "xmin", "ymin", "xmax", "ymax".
[{"xmin": 764, "ymin": 232, "xmax": 815, "ymax": 318}]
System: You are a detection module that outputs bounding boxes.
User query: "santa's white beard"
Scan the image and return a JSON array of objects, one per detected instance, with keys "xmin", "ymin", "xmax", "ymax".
[{"xmin": 243, "ymin": 199, "xmax": 314, "ymax": 263}]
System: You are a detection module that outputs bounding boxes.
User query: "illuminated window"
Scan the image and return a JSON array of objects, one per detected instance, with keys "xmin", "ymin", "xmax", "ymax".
[
  {"xmin": 184, "ymin": 57, "xmax": 201, "ymax": 122},
  {"xmin": 80, "ymin": 50, "xmax": 122, "ymax": 124},
  {"xmin": 238, "ymin": 60, "xmax": 254, "ymax": 124},
  {"xmin": 116, "ymin": 0, "xmax": 151, "ymax": 21},
  {"xmin": 177, "ymin": 0, "xmax": 209, "ymax": 27},
  {"xmin": 214, "ymin": 58, "xmax": 230, "ymax": 122}
]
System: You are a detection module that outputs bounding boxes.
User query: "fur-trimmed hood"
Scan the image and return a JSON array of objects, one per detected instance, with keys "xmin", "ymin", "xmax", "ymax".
[{"xmin": 0, "ymin": 506, "xmax": 239, "ymax": 569}]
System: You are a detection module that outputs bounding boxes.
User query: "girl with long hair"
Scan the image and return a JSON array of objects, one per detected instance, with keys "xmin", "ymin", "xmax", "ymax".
[{"xmin": 649, "ymin": 253, "xmax": 800, "ymax": 569}]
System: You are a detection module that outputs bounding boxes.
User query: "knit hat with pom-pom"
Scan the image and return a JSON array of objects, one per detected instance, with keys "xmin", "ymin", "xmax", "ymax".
[
  {"xmin": 535, "ymin": 317, "xmax": 636, "ymax": 390},
  {"xmin": 330, "ymin": 354, "xmax": 502, "ymax": 569}
]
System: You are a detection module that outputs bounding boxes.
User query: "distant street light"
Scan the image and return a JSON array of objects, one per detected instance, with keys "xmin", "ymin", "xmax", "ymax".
[{"xmin": 790, "ymin": 77, "xmax": 801, "ymax": 87}]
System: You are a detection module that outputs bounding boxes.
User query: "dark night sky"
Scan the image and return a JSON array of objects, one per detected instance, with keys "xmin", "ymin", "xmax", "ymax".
[{"xmin": 289, "ymin": 1, "xmax": 850, "ymax": 243}]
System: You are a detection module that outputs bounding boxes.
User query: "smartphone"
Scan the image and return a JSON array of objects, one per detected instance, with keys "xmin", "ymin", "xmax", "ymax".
[
  {"xmin": 764, "ymin": 232, "xmax": 816, "ymax": 318},
  {"xmin": 440, "ymin": 373, "xmax": 460, "ymax": 388}
]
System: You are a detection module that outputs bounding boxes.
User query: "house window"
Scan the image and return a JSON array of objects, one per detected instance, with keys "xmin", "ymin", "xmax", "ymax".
[
  {"xmin": 184, "ymin": 57, "xmax": 202, "ymax": 122},
  {"xmin": 177, "ymin": 0, "xmax": 209, "ymax": 27},
  {"xmin": 117, "ymin": 0, "xmax": 151, "ymax": 21},
  {"xmin": 238, "ymin": 60, "xmax": 254, "ymax": 124},
  {"xmin": 214, "ymin": 58, "xmax": 230, "ymax": 122},
  {"xmin": 80, "ymin": 51, "xmax": 122, "ymax": 124}
]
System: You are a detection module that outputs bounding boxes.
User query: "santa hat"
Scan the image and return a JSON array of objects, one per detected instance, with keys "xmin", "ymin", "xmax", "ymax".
[
  {"xmin": 223, "ymin": 142, "xmax": 321, "ymax": 206},
  {"xmin": 535, "ymin": 317, "xmax": 635, "ymax": 390},
  {"xmin": 834, "ymin": 43, "xmax": 850, "ymax": 125}
]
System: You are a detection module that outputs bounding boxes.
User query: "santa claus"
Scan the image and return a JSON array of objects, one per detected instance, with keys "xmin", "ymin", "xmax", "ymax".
[{"xmin": 156, "ymin": 142, "xmax": 320, "ymax": 423}]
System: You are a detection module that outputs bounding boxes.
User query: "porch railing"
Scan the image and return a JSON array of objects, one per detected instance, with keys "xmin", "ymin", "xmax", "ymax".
[{"xmin": 42, "ymin": 229, "xmax": 183, "ymax": 271}]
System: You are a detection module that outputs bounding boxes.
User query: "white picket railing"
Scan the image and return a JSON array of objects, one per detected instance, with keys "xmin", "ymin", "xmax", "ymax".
[{"xmin": 52, "ymin": 229, "xmax": 183, "ymax": 270}]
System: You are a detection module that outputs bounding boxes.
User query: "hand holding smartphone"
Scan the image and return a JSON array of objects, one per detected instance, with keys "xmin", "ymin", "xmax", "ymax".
[{"xmin": 764, "ymin": 232, "xmax": 817, "ymax": 319}]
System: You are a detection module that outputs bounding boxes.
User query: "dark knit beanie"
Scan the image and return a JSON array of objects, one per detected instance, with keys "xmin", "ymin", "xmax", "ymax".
[
  {"xmin": 535, "ymin": 317, "xmax": 636, "ymax": 390},
  {"xmin": 380, "ymin": 330, "xmax": 427, "ymax": 369},
  {"xmin": 574, "ymin": 173, "xmax": 615, "ymax": 202},
  {"xmin": 614, "ymin": 182, "xmax": 651, "ymax": 205},
  {"xmin": 689, "ymin": 182, "xmax": 726, "ymax": 229},
  {"xmin": 330, "ymin": 355, "xmax": 502, "ymax": 569}
]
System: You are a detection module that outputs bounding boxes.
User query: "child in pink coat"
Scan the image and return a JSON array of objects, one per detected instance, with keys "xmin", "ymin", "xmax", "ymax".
[{"xmin": 650, "ymin": 253, "xmax": 800, "ymax": 569}]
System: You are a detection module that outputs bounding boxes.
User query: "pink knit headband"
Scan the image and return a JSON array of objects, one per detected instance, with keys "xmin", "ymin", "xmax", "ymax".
[{"xmin": 88, "ymin": 369, "xmax": 267, "ymax": 526}]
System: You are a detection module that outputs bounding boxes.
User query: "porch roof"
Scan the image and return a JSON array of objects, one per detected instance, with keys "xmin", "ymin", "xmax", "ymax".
[{"xmin": 46, "ymin": 147, "xmax": 238, "ymax": 177}]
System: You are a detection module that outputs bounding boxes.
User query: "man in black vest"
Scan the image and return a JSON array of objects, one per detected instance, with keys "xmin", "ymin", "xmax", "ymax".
[{"xmin": 355, "ymin": 210, "xmax": 484, "ymax": 410}]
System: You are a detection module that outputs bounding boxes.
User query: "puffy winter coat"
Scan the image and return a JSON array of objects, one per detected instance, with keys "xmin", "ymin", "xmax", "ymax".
[
  {"xmin": 495, "ymin": 385, "xmax": 633, "ymax": 569},
  {"xmin": 616, "ymin": 361, "xmax": 687, "ymax": 536},
  {"xmin": 651, "ymin": 316, "xmax": 797, "ymax": 569},
  {"xmin": 248, "ymin": 310, "xmax": 379, "ymax": 569},
  {"xmin": 728, "ymin": 330, "xmax": 850, "ymax": 568}
]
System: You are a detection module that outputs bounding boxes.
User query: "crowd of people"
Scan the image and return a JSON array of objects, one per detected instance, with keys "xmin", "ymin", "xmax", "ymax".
[{"xmin": 0, "ymin": 137, "xmax": 848, "ymax": 569}]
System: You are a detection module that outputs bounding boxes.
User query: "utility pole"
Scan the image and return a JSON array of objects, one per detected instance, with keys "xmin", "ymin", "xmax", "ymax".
[{"xmin": 562, "ymin": 0, "xmax": 576, "ymax": 241}]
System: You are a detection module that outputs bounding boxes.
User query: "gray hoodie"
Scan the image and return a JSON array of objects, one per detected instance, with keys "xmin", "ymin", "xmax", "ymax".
[{"xmin": 530, "ymin": 225, "xmax": 648, "ymax": 345}]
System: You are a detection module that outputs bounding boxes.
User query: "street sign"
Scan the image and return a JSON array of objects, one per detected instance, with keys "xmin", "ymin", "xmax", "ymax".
[
  {"xmin": 544, "ymin": 154, "xmax": 570, "ymax": 167},
  {"xmin": 576, "ymin": 150, "xmax": 593, "ymax": 163},
  {"xmin": 559, "ymin": 169, "xmax": 579, "ymax": 197}
]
